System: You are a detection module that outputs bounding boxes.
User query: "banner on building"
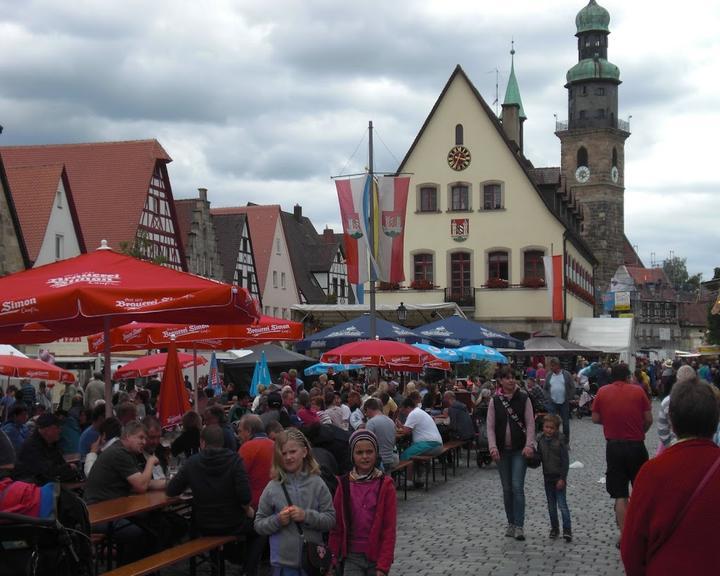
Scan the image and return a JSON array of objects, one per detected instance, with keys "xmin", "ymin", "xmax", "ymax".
[
  {"xmin": 614, "ymin": 291, "xmax": 631, "ymax": 311},
  {"xmin": 543, "ymin": 255, "xmax": 564, "ymax": 322}
]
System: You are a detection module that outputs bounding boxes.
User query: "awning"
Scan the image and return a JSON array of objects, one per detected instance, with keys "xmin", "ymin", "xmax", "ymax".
[
  {"xmin": 567, "ymin": 317, "xmax": 634, "ymax": 363},
  {"xmin": 290, "ymin": 303, "xmax": 464, "ymax": 330}
]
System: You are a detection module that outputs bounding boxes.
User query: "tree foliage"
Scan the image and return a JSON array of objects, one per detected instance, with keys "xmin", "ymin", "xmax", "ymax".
[{"xmin": 662, "ymin": 256, "xmax": 702, "ymax": 292}]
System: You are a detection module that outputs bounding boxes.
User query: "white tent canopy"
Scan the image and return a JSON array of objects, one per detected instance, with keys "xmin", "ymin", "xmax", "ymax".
[
  {"xmin": 0, "ymin": 345, "xmax": 28, "ymax": 358},
  {"xmin": 567, "ymin": 317, "xmax": 635, "ymax": 367}
]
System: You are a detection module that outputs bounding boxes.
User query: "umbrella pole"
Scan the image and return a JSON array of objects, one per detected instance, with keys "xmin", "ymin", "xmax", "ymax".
[
  {"xmin": 103, "ymin": 318, "xmax": 113, "ymax": 418},
  {"xmin": 193, "ymin": 347, "xmax": 199, "ymax": 413}
]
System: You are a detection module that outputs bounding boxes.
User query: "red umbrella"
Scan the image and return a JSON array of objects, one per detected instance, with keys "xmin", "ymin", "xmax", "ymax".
[
  {"xmin": 0, "ymin": 243, "xmax": 260, "ymax": 416},
  {"xmin": 0, "ymin": 354, "xmax": 76, "ymax": 382},
  {"xmin": 86, "ymin": 316, "xmax": 304, "ymax": 353},
  {"xmin": 113, "ymin": 352, "xmax": 207, "ymax": 380},
  {"xmin": 321, "ymin": 340, "xmax": 448, "ymax": 370},
  {"xmin": 0, "ymin": 244, "xmax": 259, "ymax": 342},
  {"xmin": 157, "ymin": 344, "xmax": 191, "ymax": 428}
]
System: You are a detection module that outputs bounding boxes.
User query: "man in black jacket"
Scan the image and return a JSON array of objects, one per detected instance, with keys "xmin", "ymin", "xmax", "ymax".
[
  {"xmin": 167, "ymin": 425, "xmax": 252, "ymax": 537},
  {"xmin": 14, "ymin": 414, "xmax": 79, "ymax": 484}
]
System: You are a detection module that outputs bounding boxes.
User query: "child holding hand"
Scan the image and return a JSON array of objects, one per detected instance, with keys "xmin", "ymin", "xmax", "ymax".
[{"xmin": 536, "ymin": 414, "xmax": 572, "ymax": 542}]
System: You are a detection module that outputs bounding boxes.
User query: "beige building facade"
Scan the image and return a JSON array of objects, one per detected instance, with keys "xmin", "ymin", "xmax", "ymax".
[{"xmin": 376, "ymin": 66, "xmax": 596, "ymax": 337}]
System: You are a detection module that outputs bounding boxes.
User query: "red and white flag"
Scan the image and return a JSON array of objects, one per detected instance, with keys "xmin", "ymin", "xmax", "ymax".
[
  {"xmin": 376, "ymin": 176, "xmax": 410, "ymax": 283},
  {"xmin": 336, "ymin": 176, "xmax": 376, "ymax": 284},
  {"xmin": 543, "ymin": 255, "xmax": 564, "ymax": 322}
]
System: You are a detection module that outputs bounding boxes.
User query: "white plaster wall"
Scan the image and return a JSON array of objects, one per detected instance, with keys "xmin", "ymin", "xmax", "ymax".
[
  {"xmin": 35, "ymin": 179, "xmax": 82, "ymax": 266},
  {"xmin": 261, "ymin": 217, "xmax": 301, "ymax": 315}
]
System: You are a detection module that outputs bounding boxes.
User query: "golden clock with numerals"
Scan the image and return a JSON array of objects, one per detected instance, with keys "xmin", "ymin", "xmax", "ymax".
[{"xmin": 447, "ymin": 146, "xmax": 471, "ymax": 171}]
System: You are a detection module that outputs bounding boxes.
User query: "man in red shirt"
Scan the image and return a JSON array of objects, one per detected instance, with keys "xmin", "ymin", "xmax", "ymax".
[
  {"xmin": 238, "ymin": 414, "xmax": 274, "ymax": 576},
  {"xmin": 592, "ymin": 363, "xmax": 652, "ymax": 542}
]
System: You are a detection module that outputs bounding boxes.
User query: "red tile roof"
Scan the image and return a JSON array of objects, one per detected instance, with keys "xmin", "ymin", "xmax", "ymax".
[
  {"xmin": 0, "ymin": 140, "xmax": 172, "ymax": 252},
  {"xmin": 210, "ymin": 205, "xmax": 280, "ymax": 292},
  {"xmin": 5, "ymin": 163, "xmax": 64, "ymax": 263},
  {"xmin": 626, "ymin": 266, "xmax": 669, "ymax": 286}
]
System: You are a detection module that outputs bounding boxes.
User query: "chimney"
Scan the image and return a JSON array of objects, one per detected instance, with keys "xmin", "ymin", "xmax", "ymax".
[
  {"xmin": 293, "ymin": 204, "xmax": 302, "ymax": 221},
  {"xmin": 198, "ymin": 187, "xmax": 208, "ymax": 202},
  {"xmin": 323, "ymin": 227, "xmax": 335, "ymax": 243}
]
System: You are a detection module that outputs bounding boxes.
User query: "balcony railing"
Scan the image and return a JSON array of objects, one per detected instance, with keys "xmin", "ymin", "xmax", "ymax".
[
  {"xmin": 555, "ymin": 117, "xmax": 631, "ymax": 132},
  {"xmin": 444, "ymin": 286, "xmax": 475, "ymax": 308}
]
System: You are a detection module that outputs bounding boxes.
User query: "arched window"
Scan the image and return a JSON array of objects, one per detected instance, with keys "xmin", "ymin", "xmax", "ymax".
[
  {"xmin": 577, "ymin": 147, "xmax": 588, "ymax": 168},
  {"xmin": 488, "ymin": 251, "xmax": 509, "ymax": 281},
  {"xmin": 455, "ymin": 124, "xmax": 463, "ymax": 145},
  {"xmin": 612, "ymin": 147, "xmax": 618, "ymax": 168}
]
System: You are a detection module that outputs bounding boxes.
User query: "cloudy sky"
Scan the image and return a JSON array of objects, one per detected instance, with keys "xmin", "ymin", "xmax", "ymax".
[{"xmin": 0, "ymin": 0, "xmax": 717, "ymax": 278}]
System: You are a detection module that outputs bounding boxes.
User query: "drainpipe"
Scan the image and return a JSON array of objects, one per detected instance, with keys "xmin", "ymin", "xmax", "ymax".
[{"xmin": 562, "ymin": 232, "xmax": 568, "ymax": 339}]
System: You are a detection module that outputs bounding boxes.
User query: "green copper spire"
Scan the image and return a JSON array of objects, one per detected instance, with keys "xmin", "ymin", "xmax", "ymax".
[
  {"xmin": 503, "ymin": 42, "xmax": 526, "ymax": 119},
  {"xmin": 576, "ymin": 0, "xmax": 610, "ymax": 34}
]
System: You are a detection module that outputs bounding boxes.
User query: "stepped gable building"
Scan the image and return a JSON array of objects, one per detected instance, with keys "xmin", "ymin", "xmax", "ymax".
[
  {"xmin": 4, "ymin": 163, "xmax": 85, "ymax": 267},
  {"xmin": 0, "ymin": 139, "xmax": 187, "ymax": 270},
  {"xmin": 556, "ymin": 0, "xmax": 630, "ymax": 312},
  {"xmin": 279, "ymin": 204, "xmax": 351, "ymax": 305},
  {"xmin": 378, "ymin": 55, "xmax": 596, "ymax": 337},
  {"xmin": 174, "ymin": 187, "xmax": 223, "ymax": 281},
  {"xmin": 0, "ymin": 157, "xmax": 29, "ymax": 274},
  {"xmin": 211, "ymin": 204, "xmax": 299, "ymax": 319},
  {"xmin": 211, "ymin": 210, "xmax": 261, "ymax": 303}
]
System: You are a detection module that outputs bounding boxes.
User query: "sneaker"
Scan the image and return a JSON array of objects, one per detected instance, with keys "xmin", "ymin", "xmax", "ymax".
[
  {"xmin": 504, "ymin": 524, "xmax": 515, "ymax": 538},
  {"xmin": 549, "ymin": 528, "xmax": 559, "ymax": 539},
  {"xmin": 563, "ymin": 531, "xmax": 573, "ymax": 542},
  {"xmin": 514, "ymin": 527, "xmax": 525, "ymax": 541}
]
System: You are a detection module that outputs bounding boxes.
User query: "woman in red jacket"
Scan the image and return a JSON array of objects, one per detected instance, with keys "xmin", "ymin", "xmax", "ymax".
[{"xmin": 329, "ymin": 429, "xmax": 397, "ymax": 576}]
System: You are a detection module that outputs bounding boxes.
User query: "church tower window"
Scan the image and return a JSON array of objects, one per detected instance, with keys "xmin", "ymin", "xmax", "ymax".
[
  {"xmin": 612, "ymin": 147, "xmax": 618, "ymax": 167},
  {"xmin": 577, "ymin": 147, "xmax": 588, "ymax": 168},
  {"xmin": 455, "ymin": 124, "xmax": 464, "ymax": 145}
]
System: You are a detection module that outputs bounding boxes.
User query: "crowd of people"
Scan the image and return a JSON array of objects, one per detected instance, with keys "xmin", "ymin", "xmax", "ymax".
[{"xmin": 0, "ymin": 355, "xmax": 719, "ymax": 575}]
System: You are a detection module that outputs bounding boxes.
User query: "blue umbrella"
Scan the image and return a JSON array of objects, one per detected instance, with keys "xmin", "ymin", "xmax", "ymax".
[
  {"xmin": 249, "ymin": 350, "xmax": 271, "ymax": 396},
  {"xmin": 304, "ymin": 362, "xmax": 364, "ymax": 376},
  {"xmin": 416, "ymin": 315, "xmax": 524, "ymax": 349},
  {"xmin": 457, "ymin": 344, "xmax": 508, "ymax": 364},
  {"xmin": 296, "ymin": 315, "xmax": 421, "ymax": 352},
  {"xmin": 412, "ymin": 343, "xmax": 462, "ymax": 363}
]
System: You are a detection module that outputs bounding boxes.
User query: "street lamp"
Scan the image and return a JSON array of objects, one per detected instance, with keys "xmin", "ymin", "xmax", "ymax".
[{"xmin": 397, "ymin": 302, "xmax": 407, "ymax": 324}]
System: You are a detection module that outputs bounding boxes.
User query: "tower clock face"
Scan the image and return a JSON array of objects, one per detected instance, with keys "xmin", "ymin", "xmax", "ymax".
[
  {"xmin": 575, "ymin": 165, "xmax": 590, "ymax": 183},
  {"xmin": 611, "ymin": 166, "xmax": 619, "ymax": 183},
  {"xmin": 447, "ymin": 146, "xmax": 471, "ymax": 171}
]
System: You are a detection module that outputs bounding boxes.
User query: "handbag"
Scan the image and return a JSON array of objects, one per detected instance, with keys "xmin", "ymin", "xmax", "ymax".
[
  {"xmin": 498, "ymin": 393, "xmax": 540, "ymax": 468},
  {"xmin": 281, "ymin": 482, "xmax": 331, "ymax": 576}
]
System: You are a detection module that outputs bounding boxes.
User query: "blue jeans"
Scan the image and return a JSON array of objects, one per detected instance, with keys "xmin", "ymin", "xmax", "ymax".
[
  {"xmin": 496, "ymin": 449, "xmax": 527, "ymax": 527},
  {"xmin": 548, "ymin": 401, "xmax": 570, "ymax": 443},
  {"xmin": 544, "ymin": 478, "xmax": 571, "ymax": 532}
]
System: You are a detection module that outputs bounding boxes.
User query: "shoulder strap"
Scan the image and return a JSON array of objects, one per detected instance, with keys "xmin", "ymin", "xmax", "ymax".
[
  {"xmin": 340, "ymin": 474, "xmax": 351, "ymax": 552},
  {"xmin": 280, "ymin": 481, "xmax": 304, "ymax": 535},
  {"xmin": 498, "ymin": 394, "xmax": 526, "ymax": 435},
  {"xmin": 651, "ymin": 453, "xmax": 720, "ymax": 554}
]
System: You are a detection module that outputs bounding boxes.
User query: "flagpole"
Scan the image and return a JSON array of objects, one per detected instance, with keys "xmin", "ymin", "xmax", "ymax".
[{"xmin": 369, "ymin": 120, "xmax": 377, "ymax": 341}]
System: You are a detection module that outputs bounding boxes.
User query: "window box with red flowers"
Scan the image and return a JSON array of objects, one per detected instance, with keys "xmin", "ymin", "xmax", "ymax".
[
  {"xmin": 410, "ymin": 279, "xmax": 435, "ymax": 290},
  {"xmin": 521, "ymin": 277, "xmax": 546, "ymax": 289},
  {"xmin": 376, "ymin": 282, "xmax": 401, "ymax": 291},
  {"xmin": 485, "ymin": 278, "xmax": 509, "ymax": 289}
]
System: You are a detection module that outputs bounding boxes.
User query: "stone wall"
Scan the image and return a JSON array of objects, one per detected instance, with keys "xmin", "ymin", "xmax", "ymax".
[{"xmin": 0, "ymin": 186, "xmax": 25, "ymax": 275}]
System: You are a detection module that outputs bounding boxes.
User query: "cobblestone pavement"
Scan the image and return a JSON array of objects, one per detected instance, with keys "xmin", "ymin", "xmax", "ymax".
[
  {"xmin": 167, "ymin": 402, "xmax": 660, "ymax": 576},
  {"xmin": 392, "ymin": 408, "xmax": 659, "ymax": 576}
]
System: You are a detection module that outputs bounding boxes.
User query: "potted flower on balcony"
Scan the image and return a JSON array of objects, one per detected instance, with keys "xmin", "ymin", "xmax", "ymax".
[
  {"xmin": 521, "ymin": 277, "xmax": 545, "ymax": 289},
  {"xmin": 410, "ymin": 279, "xmax": 434, "ymax": 290},
  {"xmin": 377, "ymin": 281, "xmax": 401, "ymax": 291},
  {"xmin": 486, "ymin": 277, "xmax": 509, "ymax": 289}
]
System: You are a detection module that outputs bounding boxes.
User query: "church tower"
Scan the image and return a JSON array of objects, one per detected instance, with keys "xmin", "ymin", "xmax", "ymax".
[{"xmin": 556, "ymin": 0, "xmax": 629, "ymax": 311}]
